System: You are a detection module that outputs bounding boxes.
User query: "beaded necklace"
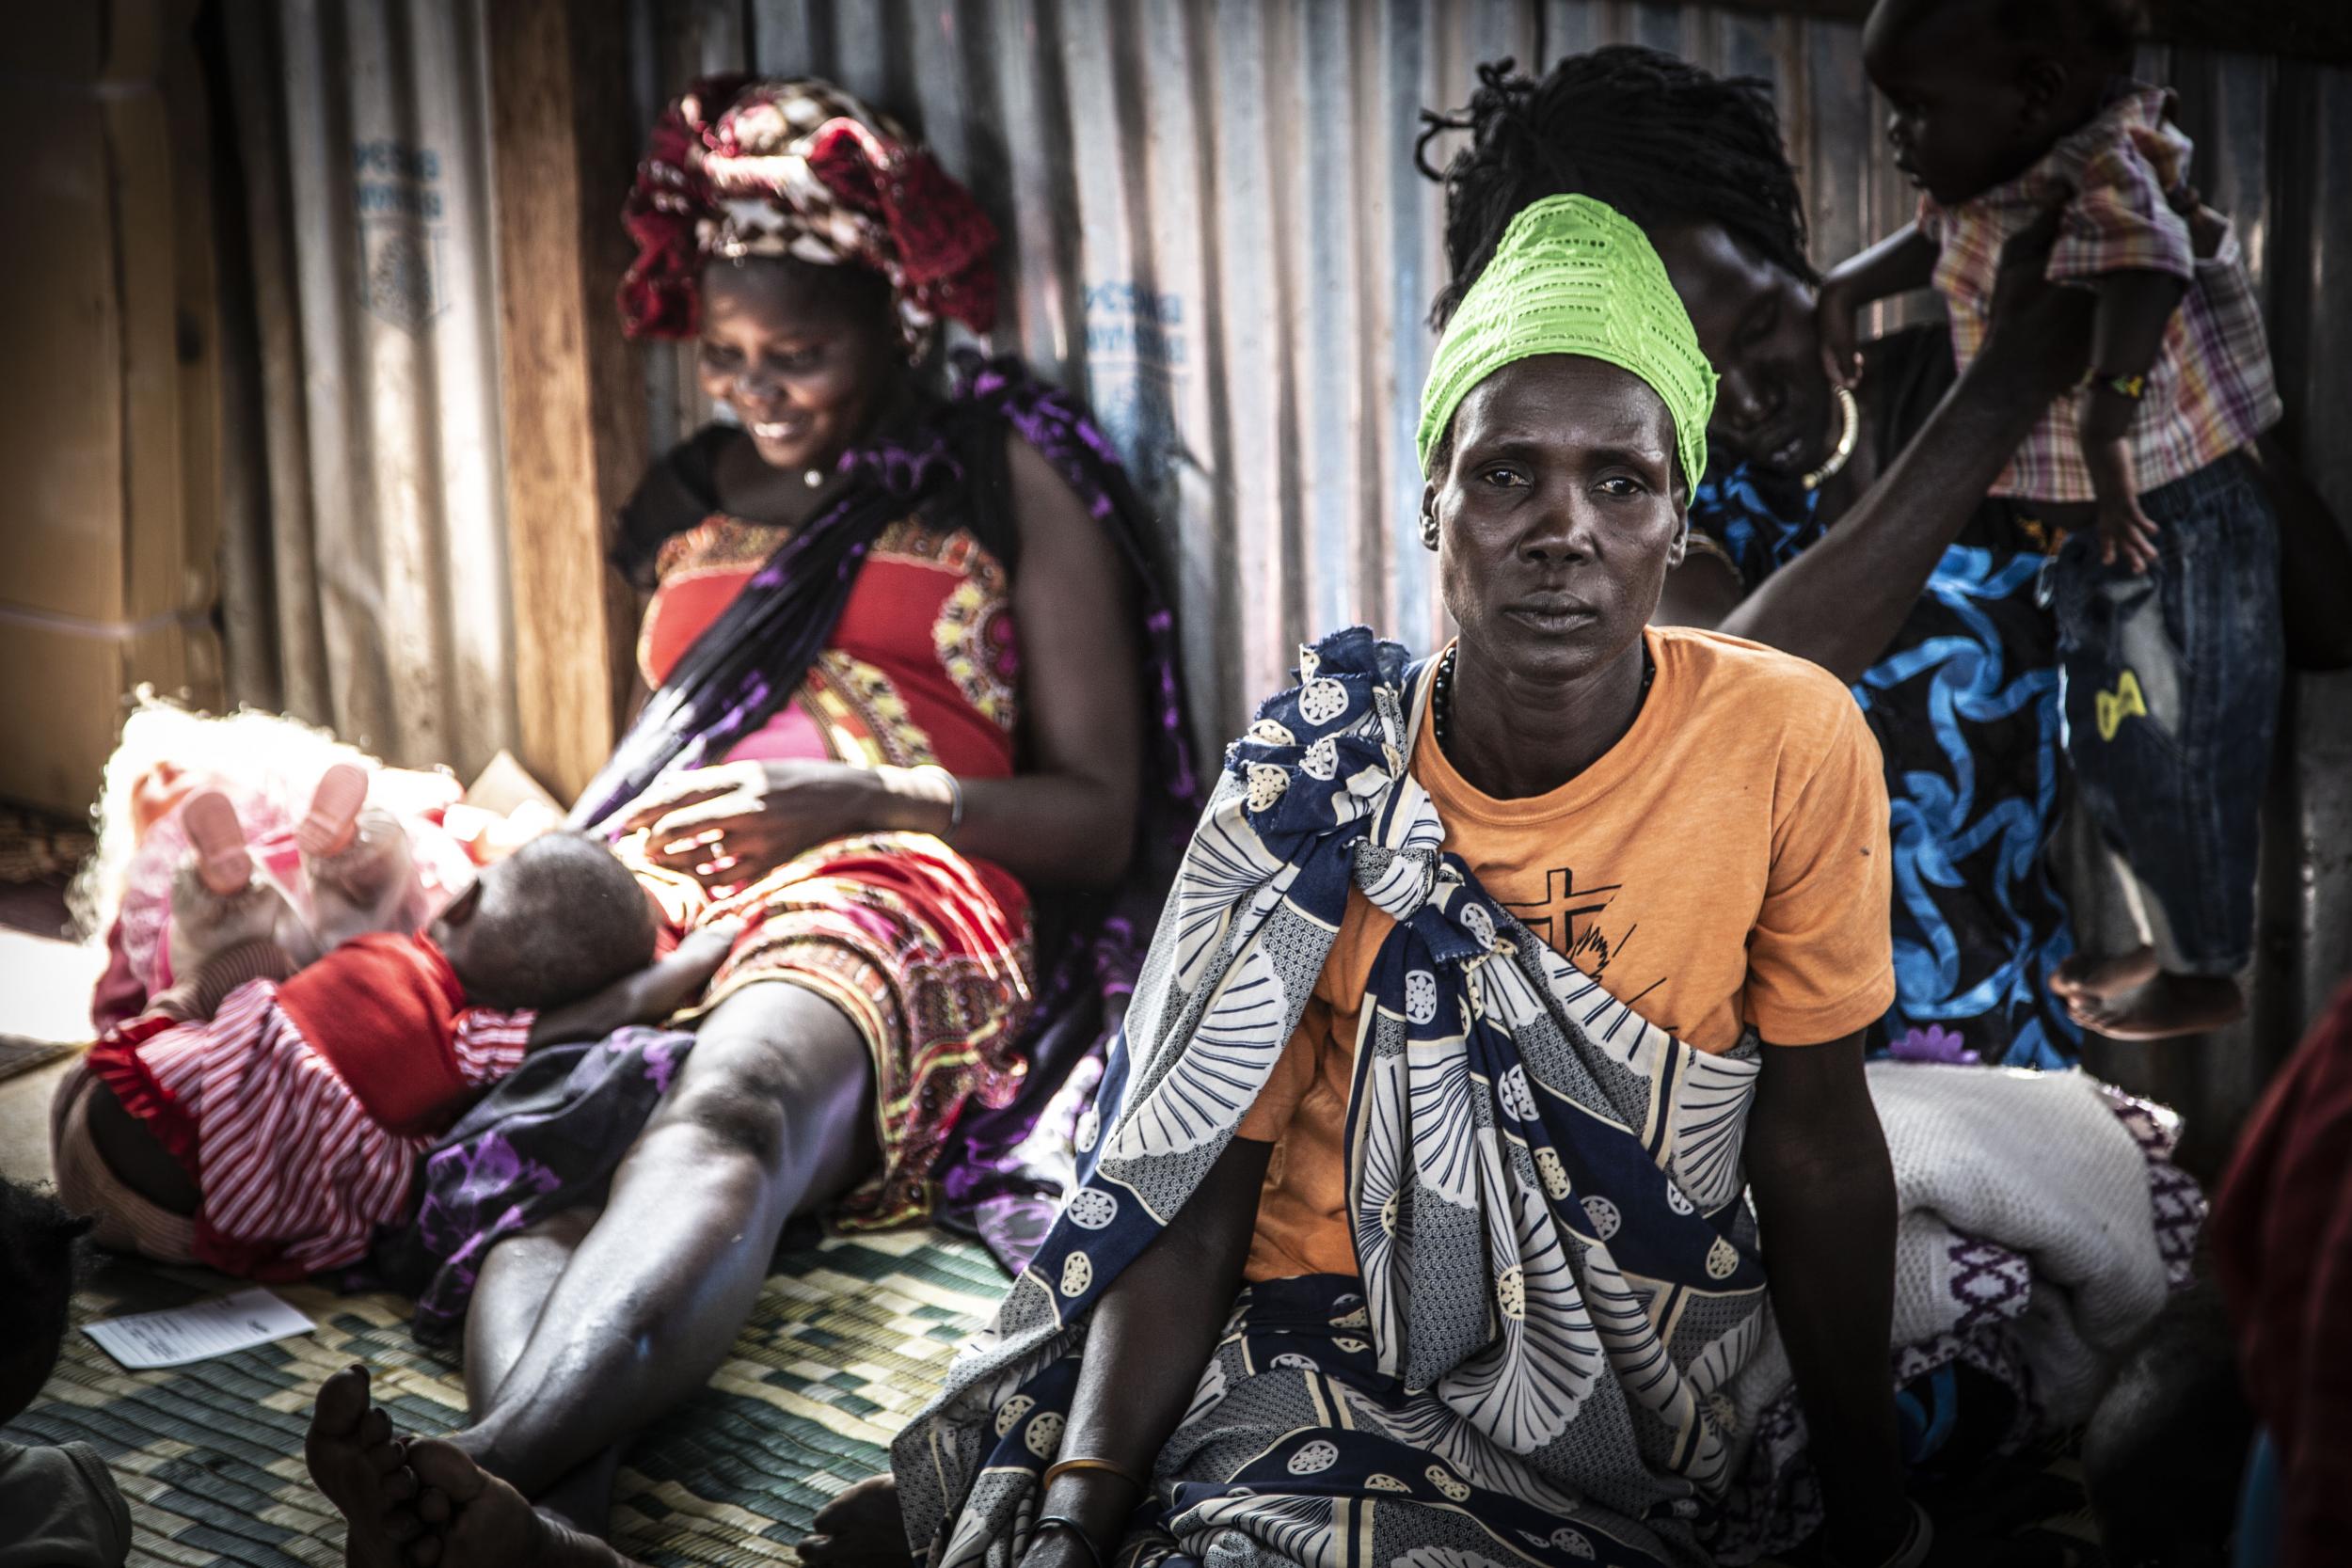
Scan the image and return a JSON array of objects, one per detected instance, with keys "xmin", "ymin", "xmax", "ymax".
[{"xmin": 1431, "ymin": 641, "xmax": 1657, "ymax": 755}]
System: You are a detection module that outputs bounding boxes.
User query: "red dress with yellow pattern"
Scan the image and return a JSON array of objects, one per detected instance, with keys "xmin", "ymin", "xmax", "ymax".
[{"xmin": 632, "ymin": 508, "xmax": 1034, "ymax": 1233}]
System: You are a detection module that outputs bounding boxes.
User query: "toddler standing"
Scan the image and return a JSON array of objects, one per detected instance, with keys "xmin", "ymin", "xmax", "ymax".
[{"xmin": 1820, "ymin": 0, "xmax": 2283, "ymax": 1039}]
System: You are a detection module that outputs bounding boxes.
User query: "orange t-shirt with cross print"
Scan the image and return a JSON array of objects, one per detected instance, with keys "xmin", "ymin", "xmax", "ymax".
[{"xmin": 1234, "ymin": 625, "xmax": 1896, "ymax": 1281}]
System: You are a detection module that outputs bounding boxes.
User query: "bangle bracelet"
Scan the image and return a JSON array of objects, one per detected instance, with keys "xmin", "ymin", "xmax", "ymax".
[
  {"xmin": 1033, "ymin": 1515, "xmax": 1106, "ymax": 1568},
  {"xmin": 1819, "ymin": 1501, "xmax": 1931, "ymax": 1568},
  {"xmin": 913, "ymin": 764, "xmax": 964, "ymax": 839},
  {"xmin": 1887, "ymin": 1502, "xmax": 1933, "ymax": 1568},
  {"xmin": 1042, "ymin": 1457, "xmax": 1147, "ymax": 1491}
]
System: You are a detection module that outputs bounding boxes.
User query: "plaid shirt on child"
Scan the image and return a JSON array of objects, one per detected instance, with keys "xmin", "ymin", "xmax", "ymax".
[{"xmin": 1919, "ymin": 84, "xmax": 2280, "ymax": 503}]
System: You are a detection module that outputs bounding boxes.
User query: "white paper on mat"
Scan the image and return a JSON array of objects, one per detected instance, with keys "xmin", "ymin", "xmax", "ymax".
[{"xmin": 83, "ymin": 1288, "xmax": 315, "ymax": 1370}]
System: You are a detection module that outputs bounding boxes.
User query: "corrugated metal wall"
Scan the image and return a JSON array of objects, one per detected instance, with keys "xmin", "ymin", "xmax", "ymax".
[
  {"xmin": 218, "ymin": 0, "xmax": 516, "ymax": 779},
  {"xmin": 230, "ymin": 1, "xmax": 2345, "ymax": 1151},
  {"xmin": 616, "ymin": 0, "xmax": 2352, "ymax": 1155},
  {"xmin": 630, "ymin": 0, "xmax": 1949, "ymax": 733}
]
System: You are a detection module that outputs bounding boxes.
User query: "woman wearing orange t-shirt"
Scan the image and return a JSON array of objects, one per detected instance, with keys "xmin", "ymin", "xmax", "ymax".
[{"xmin": 853, "ymin": 197, "xmax": 1921, "ymax": 1568}]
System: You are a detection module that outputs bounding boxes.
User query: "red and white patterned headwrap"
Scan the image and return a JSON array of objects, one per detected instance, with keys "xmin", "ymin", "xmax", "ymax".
[{"xmin": 619, "ymin": 74, "xmax": 1000, "ymax": 344}]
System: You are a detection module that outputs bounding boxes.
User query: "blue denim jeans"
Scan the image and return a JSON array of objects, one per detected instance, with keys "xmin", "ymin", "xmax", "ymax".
[{"xmin": 2046, "ymin": 450, "xmax": 2282, "ymax": 974}]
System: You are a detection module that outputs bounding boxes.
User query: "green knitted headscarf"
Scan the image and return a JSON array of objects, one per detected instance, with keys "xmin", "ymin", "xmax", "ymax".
[{"xmin": 1417, "ymin": 194, "xmax": 1716, "ymax": 488}]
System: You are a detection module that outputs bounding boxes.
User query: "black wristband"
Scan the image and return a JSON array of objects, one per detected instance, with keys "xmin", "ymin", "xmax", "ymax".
[
  {"xmin": 1822, "ymin": 1501, "xmax": 1933, "ymax": 1568},
  {"xmin": 2088, "ymin": 369, "xmax": 2150, "ymax": 400},
  {"xmin": 1034, "ymin": 1515, "xmax": 1107, "ymax": 1568}
]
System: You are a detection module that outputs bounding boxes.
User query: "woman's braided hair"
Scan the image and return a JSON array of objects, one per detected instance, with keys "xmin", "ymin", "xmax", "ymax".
[{"xmin": 1419, "ymin": 46, "xmax": 1817, "ymax": 329}]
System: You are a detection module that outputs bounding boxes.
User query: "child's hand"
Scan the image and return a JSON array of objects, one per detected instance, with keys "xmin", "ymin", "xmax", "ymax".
[
  {"xmin": 1815, "ymin": 276, "xmax": 1863, "ymax": 389},
  {"xmin": 2079, "ymin": 403, "xmax": 2158, "ymax": 575},
  {"xmin": 623, "ymin": 920, "xmax": 742, "ymax": 1024},
  {"xmin": 525, "ymin": 920, "xmax": 742, "ymax": 1048},
  {"xmin": 2093, "ymin": 492, "xmax": 2162, "ymax": 575}
]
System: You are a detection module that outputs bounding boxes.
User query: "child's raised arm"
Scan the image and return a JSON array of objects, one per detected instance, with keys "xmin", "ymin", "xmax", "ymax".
[
  {"xmin": 2052, "ymin": 116, "xmax": 2198, "ymax": 573},
  {"xmin": 1815, "ymin": 221, "xmax": 1939, "ymax": 388}
]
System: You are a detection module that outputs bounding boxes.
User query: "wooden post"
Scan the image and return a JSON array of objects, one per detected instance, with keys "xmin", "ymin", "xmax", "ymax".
[{"xmin": 485, "ymin": 0, "xmax": 645, "ymax": 803}]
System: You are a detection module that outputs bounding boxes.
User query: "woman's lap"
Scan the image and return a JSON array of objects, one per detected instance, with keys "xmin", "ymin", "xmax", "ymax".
[
  {"xmin": 665, "ymin": 830, "xmax": 1037, "ymax": 1232},
  {"xmin": 934, "ymin": 1274, "xmax": 1683, "ymax": 1568},
  {"xmin": 628, "ymin": 976, "xmax": 878, "ymax": 1188},
  {"xmin": 394, "ymin": 832, "xmax": 1030, "ymax": 1335},
  {"xmin": 471, "ymin": 978, "xmax": 877, "ymax": 1260}
]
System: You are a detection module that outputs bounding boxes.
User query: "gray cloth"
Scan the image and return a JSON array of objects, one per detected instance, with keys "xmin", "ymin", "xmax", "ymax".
[{"xmin": 0, "ymin": 1441, "xmax": 130, "ymax": 1568}]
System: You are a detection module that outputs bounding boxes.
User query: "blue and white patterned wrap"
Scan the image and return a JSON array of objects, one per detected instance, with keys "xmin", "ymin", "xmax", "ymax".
[{"xmin": 893, "ymin": 626, "xmax": 1775, "ymax": 1568}]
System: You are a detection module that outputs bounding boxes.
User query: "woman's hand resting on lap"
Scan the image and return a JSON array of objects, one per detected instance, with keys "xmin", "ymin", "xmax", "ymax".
[{"xmin": 619, "ymin": 760, "xmax": 895, "ymax": 891}]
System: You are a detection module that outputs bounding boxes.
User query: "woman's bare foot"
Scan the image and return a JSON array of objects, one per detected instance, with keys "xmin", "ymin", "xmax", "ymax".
[
  {"xmin": 2051, "ymin": 945, "xmax": 2160, "ymax": 1005},
  {"xmin": 799, "ymin": 1473, "xmax": 916, "ymax": 1568},
  {"xmin": 531, "ymin": 1446, "xmax": 621, "ymax": 1541},
  {"xmin": 304, "ymin": 1365, "xmax": 425, "ymax": 1568},
  {"xmin": 2078, "ymin": 971, "xmax": 2246, "ymax": 1041},
  {"xmin": 404, "ymin": 1438, "xmax": 640, "ymax": 1568}
]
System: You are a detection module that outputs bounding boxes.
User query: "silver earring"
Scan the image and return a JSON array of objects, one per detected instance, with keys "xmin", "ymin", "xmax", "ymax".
[{"xmin": 1420, "ymin": 515, "xmax": 1439, "ymax": 550}]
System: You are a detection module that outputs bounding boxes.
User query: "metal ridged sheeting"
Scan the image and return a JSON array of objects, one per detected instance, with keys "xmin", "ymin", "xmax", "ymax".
[
  {"xmin": 219, "ymin": 0, "xmax": 516, "ymax": 779},
  {"xmin": 626, "ymin": 0, "xmax": 2352, "ymax": 1144}
]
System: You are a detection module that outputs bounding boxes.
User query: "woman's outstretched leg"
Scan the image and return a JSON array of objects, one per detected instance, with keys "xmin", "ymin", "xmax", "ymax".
[
  {"xmin": 449, "ymin": 980, "xmax": 877, "ymax": 1500},
  {"xmin": 460, "ymin": 1205, "xmax": 623, "ymax": 1533},
  {"xmin": 464, "ymin": 1205, "xmax": 599, "ymax": 1414}
]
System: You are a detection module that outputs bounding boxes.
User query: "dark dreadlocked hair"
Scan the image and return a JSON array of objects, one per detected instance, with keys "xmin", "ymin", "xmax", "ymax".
[{"xmin": 1419, "ymin": 47, "xmax": 1817, "ymax": 330}]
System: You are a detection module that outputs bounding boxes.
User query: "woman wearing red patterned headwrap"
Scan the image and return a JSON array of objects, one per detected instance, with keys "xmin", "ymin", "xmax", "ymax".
[{"xmin": 307, "ymin": 76, "xmax": 1199, "ymax": 1547}]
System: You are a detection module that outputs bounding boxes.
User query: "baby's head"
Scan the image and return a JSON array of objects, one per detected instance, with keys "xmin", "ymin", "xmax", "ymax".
[
  {"xmin": 429, "ymin": 832, "xmax": 657, "ymax": 1011},
  {"xmin": 0, "ymin": 1178, "xmax": 90, "ymax": 1425},
  {"xmin": 1864, "ymin": 0, "xmax": 2143, "ymax": 206}
]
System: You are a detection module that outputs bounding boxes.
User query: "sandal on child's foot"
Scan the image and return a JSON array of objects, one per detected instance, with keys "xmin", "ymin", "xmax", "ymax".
[
  {"xmin": 183, "ymin": 790, "xmax": 254, "ymax": 896},
  {"xmin": 299, "ymin": 763, "xmax": 372, "ymax": 859},
  {"xmin": 170, "ymin": 792, "xmax": 292, "ymax": 977}
]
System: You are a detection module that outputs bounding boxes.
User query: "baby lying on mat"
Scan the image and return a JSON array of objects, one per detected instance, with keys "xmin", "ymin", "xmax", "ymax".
[{"xmin": 52, "ymin": 801, "xmax": 729, "ymax": 1280}]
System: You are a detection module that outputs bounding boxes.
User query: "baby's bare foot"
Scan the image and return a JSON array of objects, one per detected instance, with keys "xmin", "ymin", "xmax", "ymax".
[
  {"xmin": 800, "ymin": 1473, "xmax": 916, "ymax": 1568},
  {"xmin": 305, "ymin": 1365, "xmax": 425, "ymax": 1568}
]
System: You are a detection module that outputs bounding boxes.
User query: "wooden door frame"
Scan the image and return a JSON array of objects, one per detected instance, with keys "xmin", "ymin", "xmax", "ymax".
[{"xmin": 485, "ymin": 0, "xmax": 645, "ymax": 803}]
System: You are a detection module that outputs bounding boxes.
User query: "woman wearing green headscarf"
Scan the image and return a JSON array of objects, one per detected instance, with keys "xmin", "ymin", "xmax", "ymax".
[{"xmin": 800, "ymin": 195, "xmax": 1920, "ymax": 1568}]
